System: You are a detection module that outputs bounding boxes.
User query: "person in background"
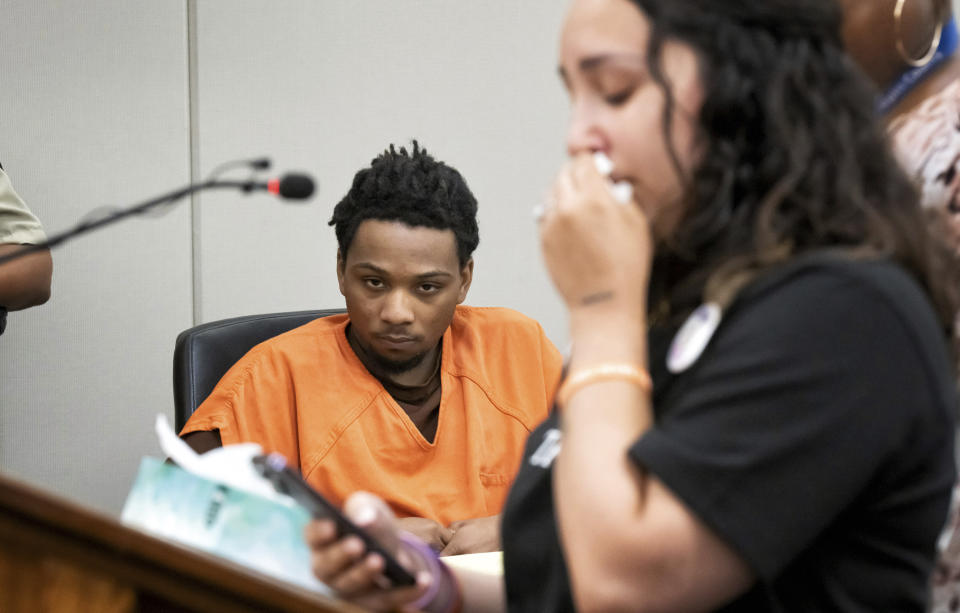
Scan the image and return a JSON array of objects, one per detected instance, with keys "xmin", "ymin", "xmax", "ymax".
[
  {"xmin": 304, "ymin": 1, "xmax": 959, "ymax": 611},
  {"xmin": 842, "ymin": 0, "xmax": 960, "ymax": 242},
  {"xmin": 0, "ymin": 163, "xmax": 52, "ymax": 335},
  {"xmin": 181, "ymin": 142, "xmax": 562, "ymax": 557},
  {"xmin": 841, "ymin": 2, "xmax": 960, "ymax": 610}
]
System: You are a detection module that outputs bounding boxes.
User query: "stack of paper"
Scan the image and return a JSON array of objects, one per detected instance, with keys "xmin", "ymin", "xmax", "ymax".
[{"xmin": 120, "ymin": 417, "xmax": 330, "ymax": 594}]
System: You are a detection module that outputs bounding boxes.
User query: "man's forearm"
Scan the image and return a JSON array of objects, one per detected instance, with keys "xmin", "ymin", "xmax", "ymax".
[{"xmin": 0, "ymin": 244, "xmax": 52, "ymax": 310}]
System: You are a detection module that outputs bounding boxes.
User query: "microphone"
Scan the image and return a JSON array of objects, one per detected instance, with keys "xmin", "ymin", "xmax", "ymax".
[
  {"xmin": 266, "ymin": 173, "xmax": 315, "ymax": 200},
  {"xmin": 223, "ymin": 173, "xmax": 316, "ymax": 200}
]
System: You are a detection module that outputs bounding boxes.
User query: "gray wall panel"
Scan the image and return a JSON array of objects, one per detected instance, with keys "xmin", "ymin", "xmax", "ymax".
[
  {"xmin": 0, "ymin": 0, "xmax": 192, "ymax": 514},
  {"xmin": 193, "ymin": 1, "xmax": 569, "ymax": 345}
]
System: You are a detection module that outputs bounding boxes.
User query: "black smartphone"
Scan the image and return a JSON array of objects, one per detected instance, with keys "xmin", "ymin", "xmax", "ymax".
[{"xmin": 251, "ymin": 452, "xmax": 417, "ymax": 587}]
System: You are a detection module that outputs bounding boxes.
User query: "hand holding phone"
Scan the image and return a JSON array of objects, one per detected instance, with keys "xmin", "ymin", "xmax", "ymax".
[{"xmin": 252, "ymin": 452, "xmax": 417, "ymax": 587}]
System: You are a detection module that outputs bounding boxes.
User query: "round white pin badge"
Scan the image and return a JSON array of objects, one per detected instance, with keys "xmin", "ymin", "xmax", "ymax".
[{"xmin": 667, "ymin": 302, "xmax": 722, "ymax": 374}]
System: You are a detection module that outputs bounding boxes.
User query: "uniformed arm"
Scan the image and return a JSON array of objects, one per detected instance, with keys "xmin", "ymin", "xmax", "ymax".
[
  {"xmin": 0, "ymin": 243, "xmax": 52, "ymax": 310},
  {"xmin": 0, "ymin": 167, "xmax": 52, "ymax": 311},
  {"xmin": 541, "ymin": 156, "xmax": 754, "ymax": 613}
]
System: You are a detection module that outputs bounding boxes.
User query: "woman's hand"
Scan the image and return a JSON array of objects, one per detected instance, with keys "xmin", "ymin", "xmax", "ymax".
[
  {"xmin": 540, "ymin": 153, "xmax": 654, "ymax": 321},
  {"xmin": 304, "ymin": 492, "xmax": 431, "ymax": 611}
]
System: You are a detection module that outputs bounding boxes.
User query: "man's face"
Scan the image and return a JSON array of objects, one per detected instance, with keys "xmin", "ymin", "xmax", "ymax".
[{"xmin": 337, "ymin": 219, "xmax": 473, "ymax": 373}]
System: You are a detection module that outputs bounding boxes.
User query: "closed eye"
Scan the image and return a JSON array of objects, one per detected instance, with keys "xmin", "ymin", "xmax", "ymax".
[{"xmin": 604, "ymin": 88, "xmax": 634, "ymax": 106}]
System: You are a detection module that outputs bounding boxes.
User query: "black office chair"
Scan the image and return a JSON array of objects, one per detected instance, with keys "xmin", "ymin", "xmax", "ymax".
[{"xmin": 172, "ymin": 308, "xmax": 346, "ymax": 431}]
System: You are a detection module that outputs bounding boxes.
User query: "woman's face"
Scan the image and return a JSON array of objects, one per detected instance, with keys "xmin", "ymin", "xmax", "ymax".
[{"xmin": 558, "ymin": 0, "xmax": 704, "ymax": 238}]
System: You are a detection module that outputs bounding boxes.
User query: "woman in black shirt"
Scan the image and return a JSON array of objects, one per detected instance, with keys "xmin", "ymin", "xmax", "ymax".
[{"xmin": 305, "ymin": 0, "xmax": 959, "ymax": 611}]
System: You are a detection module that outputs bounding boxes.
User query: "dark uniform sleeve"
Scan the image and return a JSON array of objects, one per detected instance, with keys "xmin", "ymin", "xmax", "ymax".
[{"xmin": 630, "ymin": 266, "xmax": 951, "ymax": 580}]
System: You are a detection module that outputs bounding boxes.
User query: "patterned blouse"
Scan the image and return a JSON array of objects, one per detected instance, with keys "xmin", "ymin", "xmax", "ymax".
[
  {"xmin": 889, "ymin": 80, "xmax": 960, "ymax": 251},
  {"xmin": 889, "ymin": 79, "xmax": 960, "ymax": 613}
]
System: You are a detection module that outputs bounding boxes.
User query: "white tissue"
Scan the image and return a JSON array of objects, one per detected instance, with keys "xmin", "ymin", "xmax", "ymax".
[
  {"xmin": 592, "ymin": 151, "xmax": 615, "ymax": 176},
  {"xmin": 592, "ymin": 152, "xmax": 634, "ymax": 204},
  {"xmin": 155, "ymin": 414, "xmax": 292, "ymax": 505}
]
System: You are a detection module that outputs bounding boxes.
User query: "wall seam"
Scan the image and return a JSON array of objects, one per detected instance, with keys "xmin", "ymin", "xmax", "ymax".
[{"xmin": 187, "ymin": 0, "xmax": 201, "ymax": 326}]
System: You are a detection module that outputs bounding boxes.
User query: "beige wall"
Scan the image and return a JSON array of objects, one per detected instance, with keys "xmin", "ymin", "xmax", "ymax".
[
  {"xmin": 0, "ymin": 0, "xmax": 194, "ymax": 513},
  {"xmin": 0, "ymin": 0, "xmax": 568, "ymax": 514},
  {"xmin": 192, "ymin": 1, "xmax": 567, "ymax": 326}
]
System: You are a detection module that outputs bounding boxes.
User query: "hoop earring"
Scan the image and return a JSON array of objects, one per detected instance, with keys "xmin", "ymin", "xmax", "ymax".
[{"xmin": 895, "ymin": 0, "xmax": 944, "ymax": 67}]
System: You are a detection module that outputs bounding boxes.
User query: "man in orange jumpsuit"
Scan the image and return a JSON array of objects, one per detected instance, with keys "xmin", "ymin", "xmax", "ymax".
[{"xmin": 182, "ymin": 142, "xmax": 562, "ymax": 555}]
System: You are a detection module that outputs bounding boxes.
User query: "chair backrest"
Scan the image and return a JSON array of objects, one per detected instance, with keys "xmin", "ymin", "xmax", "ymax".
[{"xmin": 172, "ymin": 309, "xmax": 346, "ymax": 431}]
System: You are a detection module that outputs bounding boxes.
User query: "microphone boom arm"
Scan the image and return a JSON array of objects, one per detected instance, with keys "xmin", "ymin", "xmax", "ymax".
[{"xmin": 0, "ymin": 179, "xmax": 270, "ymax": 268}]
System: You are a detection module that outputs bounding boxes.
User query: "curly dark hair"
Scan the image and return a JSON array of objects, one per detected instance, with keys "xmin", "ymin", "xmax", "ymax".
[
  {"xmin": 328, "ymin": 141, "xmax": 479, "ymax": 267},
  {"xmin": 631, "ymin": 0, "xmax": 959, "ymax": 333}
]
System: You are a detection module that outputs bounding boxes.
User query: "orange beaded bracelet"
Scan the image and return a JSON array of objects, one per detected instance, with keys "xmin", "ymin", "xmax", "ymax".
[{"xmin": 556, "ymin": 363, "xmax": 652, "ymax": 408}]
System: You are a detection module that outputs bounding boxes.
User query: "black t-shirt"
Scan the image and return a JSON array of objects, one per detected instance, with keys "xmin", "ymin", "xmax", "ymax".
[{"xmin": 501, "ymin": 255, "xmax": 957, "ymax": 612}]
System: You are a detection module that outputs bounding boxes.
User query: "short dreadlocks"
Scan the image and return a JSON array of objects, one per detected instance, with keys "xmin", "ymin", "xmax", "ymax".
[{"xmin": 329, "ymin": 141, "xmax": 479, "ymax": 266}]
